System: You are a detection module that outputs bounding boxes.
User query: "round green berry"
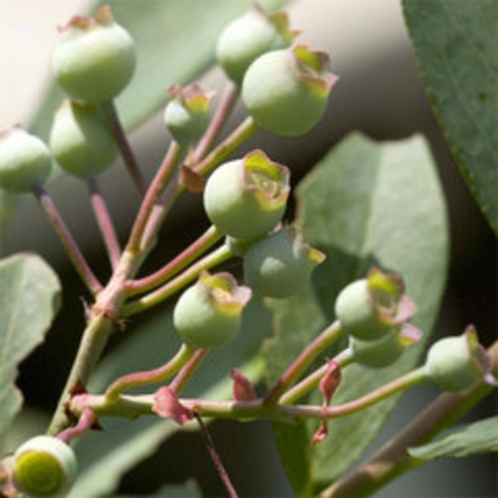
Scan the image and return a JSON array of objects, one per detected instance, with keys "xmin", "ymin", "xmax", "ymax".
[
  {"xmin": 13, "ymin": 436, "xmax": 77, "ymax": 497},
  {"xmin": 425, "ymin": 328, "xmax": 489, "ymax": 392},
  {"xmin": 216, "ymin": 3, "xmax": 295, "ymax": 85},
  {"xmin": 173, "ymin": 272, "xmax": 251, "ymax": 349},
  {"xmin": 242, "ymin": 45, "xmax": 338, "ymax": 137},
  {"xmin": 53, "ymin": 6, "xmax": 135, "ymax": 103},
  {"xmin": 243, "ymin": 226, "xmax": 325, "ymax": 298},
  {"xmin": 203, "ymin": 150, "xmax": 290, "ymax": 240},
  {"xmin": 0, "ymin": 127, "xmax": 52, "ymax": 193},
  {"xmin": 49, "ymin": 100, "xmax": 118, "ymax": 178}
]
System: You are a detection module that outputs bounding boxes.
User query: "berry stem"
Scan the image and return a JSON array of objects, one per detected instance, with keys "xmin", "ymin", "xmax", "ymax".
[
  {"xmin": 56, "ymin": 407, "xmax": 95, "ymax": 444},
  {"xmin": 123, "ymin": 243, "xmax": 233, "ymax": 317},
  {"xmin": 191, "ymin": 82, "xmax": 239, "ymax": 164},
  {"xmin": 87, "ymin": 177, "xmax": 121, "ymax": 270},
  {"xmin": 169, "ymin": 348, "xmax": 209, "ymax": 394},
  {"xmin": 264, "ymin": 321, "xmax": 345, "ymax": 406},
  {"xmin": 126, "ymin": 225, "xmax": 223, "ymax": 296},
  {"xmin": 127, "ymin": 141, "xmax": 183, "ymax": 252},
  {"xmin": 194, "ymin": 412, "xmax": 239, "ymax": 498},
  {"xmin": 33, "ymin": 183, "xmax": 103, "ymax": 295},
  {"xmin": 101, "ymin": 100, "xmax": 147, "ymax": 195},
  {"xmin": 194, "ymin": 116, "xmax": 258, "ymax": 175},
  {"xmin": 105, "ymin": 344, "xmax": 196, "ymax": 401},
  {"xmin": 319, "ymin": 340, "xmax": 498, "ymax": 498}
]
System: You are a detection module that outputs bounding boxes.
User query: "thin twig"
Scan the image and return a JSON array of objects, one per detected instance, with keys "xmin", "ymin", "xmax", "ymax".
[
  {"xmin": 57, "ymin": 407, "xmax": 95, "ymax": 444},
  {"xmin": 169, "ymin": 349, "xmax": 209, "ymax": 394}
]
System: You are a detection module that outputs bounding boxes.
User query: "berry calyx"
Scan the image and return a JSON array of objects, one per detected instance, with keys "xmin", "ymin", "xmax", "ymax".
[
  {"xmin": 425, "ymin": 326, "xmax": 497, "ymax": 392},
  {"xmin": 173, "ymin": 271, "xmax": 252, "ymax": 349},
  {"xmin": 203, "ymin": 150, "xmax": 290, "ymax": 240},
  {"xmin": 242, "ymin": 45, "xmax": 339, "ymax": 136},
  {"xmin": 53, "ymin": 6, "xmax": 136, "ymax": 103},
  {"xmin": 0, "ymin": 126, "xmax": 52, "ymax": 193},
  {"xmin": 163, "ymin": 84, "xmax": 213, "ymax": 146},
  {"xmin": 243, "ymin": 225, "xmax": 325, "ymax": 298},
  {"xmin": 13, "ymin": 435, "xmax": 77, "ymax": 497},
  {"xmin": 49, "ymin": 100, "xmax": 118, "ymax": 178},
  {"xmin": 334, "ymin": 268, "xmax": 415, "ymax": 341},
  {"xmin": 216, "ymin": 3, "xmax": 296, "ymax": 85}
]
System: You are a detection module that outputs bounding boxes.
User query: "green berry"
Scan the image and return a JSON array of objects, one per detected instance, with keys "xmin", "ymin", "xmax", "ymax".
[
  {"xmin": 164, "ymin": 84, "xmax": 213, "ymax": 146},
  {"xmin": 0, "ymin": 126, "xmax": 52, "ymax": 193},
  {"xmin": 216, "ymin": 3, "xmax": 296, "ymax": 85},
  {"xmin": 203, "ymin": 150, "xmax": 290, "ymax": 240},
  {"xmin": 335, "ymin": 268, "xmax": 409, "ymax": 341},
  {"xmin": 425, "ymin": 327, "xmax": 492, "ymax": 392},
  {"xmin": 243, "ymin": 226, "xmax": 325, "ymax": 298},
  {"xmin": 53, "ymin": 6, "xmax": 135, "ymax": 103},
  {"xmin": 173, "ymin": 272, "xmax": 251, "ymax": 349},
  {"xmin": 350, "ymin": 330, "xmax": 403, "ymax": 368},
  {"xmin": 49, "ymin": 100, "xmax": 118, "ymax": 178},
  {"xmin": 242, "ymin": 45, "xmax": 339, "ymax": 136},
  {"xmin": 13, "ymin": 436, "xmax": 77, "ymax": 497}
]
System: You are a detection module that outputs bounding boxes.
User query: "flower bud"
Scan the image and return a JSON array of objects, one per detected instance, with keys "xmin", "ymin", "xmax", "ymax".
[
  {"xmin": 335, "ymin": 268, "xmax": 415, "ymax": 341},
  {"xmin": 173, "ymin": 271, "xmax": 252, "ymax": 349},
  {"xmin": 425, "ymin": 327, "xmax": 496, "ymax": 392},
  {"xmin": 243, "ymin": 225, "xmax": 325, "ymax": 298},
  {"xmin": 164, "ymin": 84, "xmax": 213, "ymax": 146},
  {"xmin": 216, "ymin": 3, "xmax": 296, "ymax": 85},
  {"xmin": 49, "ymin": 100, "xmax": 118, "ymax": 178},
  {"xmin": 242, "ymin": 45, "xmax": 339, "ymax": 136},
  {"xmin": 0, "ymin": 126, "xmax": 52, "ymax": 193},
  {"xmin": 13, "ymin": 435, "xmax": 77, "ymax": 497},
  {"xmin": 203, "ymin": 150, "xmax": 290, "ymax": 240},
  {"xmin": 53, "ymin": 6, "xmax": 136, "ymax": 103}
]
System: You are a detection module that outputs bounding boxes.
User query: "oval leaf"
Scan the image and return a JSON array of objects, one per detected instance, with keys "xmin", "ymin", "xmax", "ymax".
[
  {"xmin": 263, "ymin": 133, "xmax": 449, "ymax": 493},
  {"xmin": 402, "ymin": 0, "xmax": 498, "ymax": 235},
  {"xmin": 0, "ymin": 253, "xmax": 60, "ymax": 439}
]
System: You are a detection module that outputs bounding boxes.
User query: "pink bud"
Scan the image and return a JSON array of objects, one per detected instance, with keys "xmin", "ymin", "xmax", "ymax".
[
  {"xmin": 319, "ymin": 360, "xmax": 341, "ymax": 406},
  {"xmin": 153, "ymin": 387, "xmax": 192, "ymax": 425},
  {"xmin": 231, "ymin": 369, "xmax": 257, "ymax": 401}
]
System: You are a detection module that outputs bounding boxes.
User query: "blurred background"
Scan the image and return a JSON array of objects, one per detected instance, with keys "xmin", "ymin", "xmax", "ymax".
[{"xmin": 0, "ymin": 0, "xmax": 496, "ymax": 496}]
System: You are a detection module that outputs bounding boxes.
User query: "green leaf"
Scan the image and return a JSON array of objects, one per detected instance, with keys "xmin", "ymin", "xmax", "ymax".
[
  {"xmin": 70, "ymin": 298, "xmax": 271, "ymax": 497},
  {"xmin": 30, "ymin": 0, "xmax": 288, "ymax": 139},
  {"xmin": 0, "ymin": 254, "xmax": 60, "ymax": 440},
  {"xmin": 402, "ymin": 0, "xmax": 498, "ymax": 235},
  {"xmin": 409, "ymin": 416, "xmax": 498, "ymax": 460},
  {"xmin": 263, "ymin": 133, "xmax": 449, "ymax": 493}
]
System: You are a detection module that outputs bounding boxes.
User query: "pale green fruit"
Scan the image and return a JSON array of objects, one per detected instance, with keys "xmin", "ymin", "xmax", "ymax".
[
  {"xmin": 0, "ymin": 126, "xmax": 52, "ymax": 193},
  {"xmin": 53, "ymin": 6, "xmax": 135, "ymax": 103}
]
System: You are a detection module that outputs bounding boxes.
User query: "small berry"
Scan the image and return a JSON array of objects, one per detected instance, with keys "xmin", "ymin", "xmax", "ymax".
[
  {"xmin": 203, "ymin": 150, "xmax": 290, "ymax": 240},
  {"xmin": 53, "ymin": 6, "xmax": 136, "ymax": 103},
  {"xmin": 49, "ymin": 100, "xmax": 118, "ymax": 178},
  {"xmin": 216, "ymin": 3, "xmax": 296, "ymax": 85},
  {"xmin": 0, "ymin": 126, "xmax": 52, "ymax": 193},
  {"xmin": 13, "ymin": 435, "xmax": 77, "ymax": 497},
  {"xmin": 335, "ymin": 268, "xmax": 415, "ymax": 341},
  {"xmin": 173, "ymin": 272, "xmax": 251, "ymax": 349},
  {"xmin": 243, "ymin": 225, "xmax": 325, "ymax": 298},
  {"xmin": 425, "ymin": 326, "xmax": 496, "ymax": 392},
  {"xmin": 163, "ymin": 84, "xmax": 213, "ymax": 146},
  {"xmin": 242, "ymin": 45, "xmax": 339, "ymax": 136}
]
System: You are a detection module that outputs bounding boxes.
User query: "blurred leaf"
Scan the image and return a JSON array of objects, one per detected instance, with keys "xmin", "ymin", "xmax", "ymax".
[
  {"xmin": 409, "ymin": 416, "xmax": 498, "ymax": 460},
  {"xmin": 263, "ymin": 133, "xmax": 449, "ymax": 494},
  {"xmin": 30, "ymin": 0, "xmax": 288, "ymax": 139},
  {"xmin": 0, "ymin": 254, "xmax": 60, "ymax": 441},
  {"xmin": 402, "ymin": 0, "xmax": 498, "ymax": 236},
  {"xmin": 70, "ymin": 298, "xmax": 271, "ymax": 497}
]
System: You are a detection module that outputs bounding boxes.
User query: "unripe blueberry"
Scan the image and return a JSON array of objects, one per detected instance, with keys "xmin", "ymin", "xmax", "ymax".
[
  {"xmin": 53, "ymin": 6, "xmax": 136, "ymax": 103},
  {"xmin": 164, "ymin": 84, "xmax": 213, "ymax": 146},
  {"xmin": 173, "ymin": 272, "xmax": 252, "ymax": 349},
  {"xmin": 0, "ymin": 126, "xmax": 52, "ymax": 193},
  {"xmin": 216, "ymin": 3, "xmax": 296, "ymax": 85},
  {"xmin": 335, "ymin": 268, "xmax": 414, "ymax": 341},
  {"xmin": 49, "ymin": 100, "xmax": 118, "ymax": 178},
  {"xmin": 13, "ymin": 435, "xmax": 77, "ymax": 497},
  {"xmin": 203, "ymin": 150, "xmax": 290, "ymax": 240},
  {"xmin": 425, "ymin": 327, "xmax": 495, "ymax": 392},
  {"xmin": 243, "ymin": 225, "xmax": 325, "ymax": 298},
  {"xmin": 242, "ymin": 45, "xmax": 339, "ymax": 136}
]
